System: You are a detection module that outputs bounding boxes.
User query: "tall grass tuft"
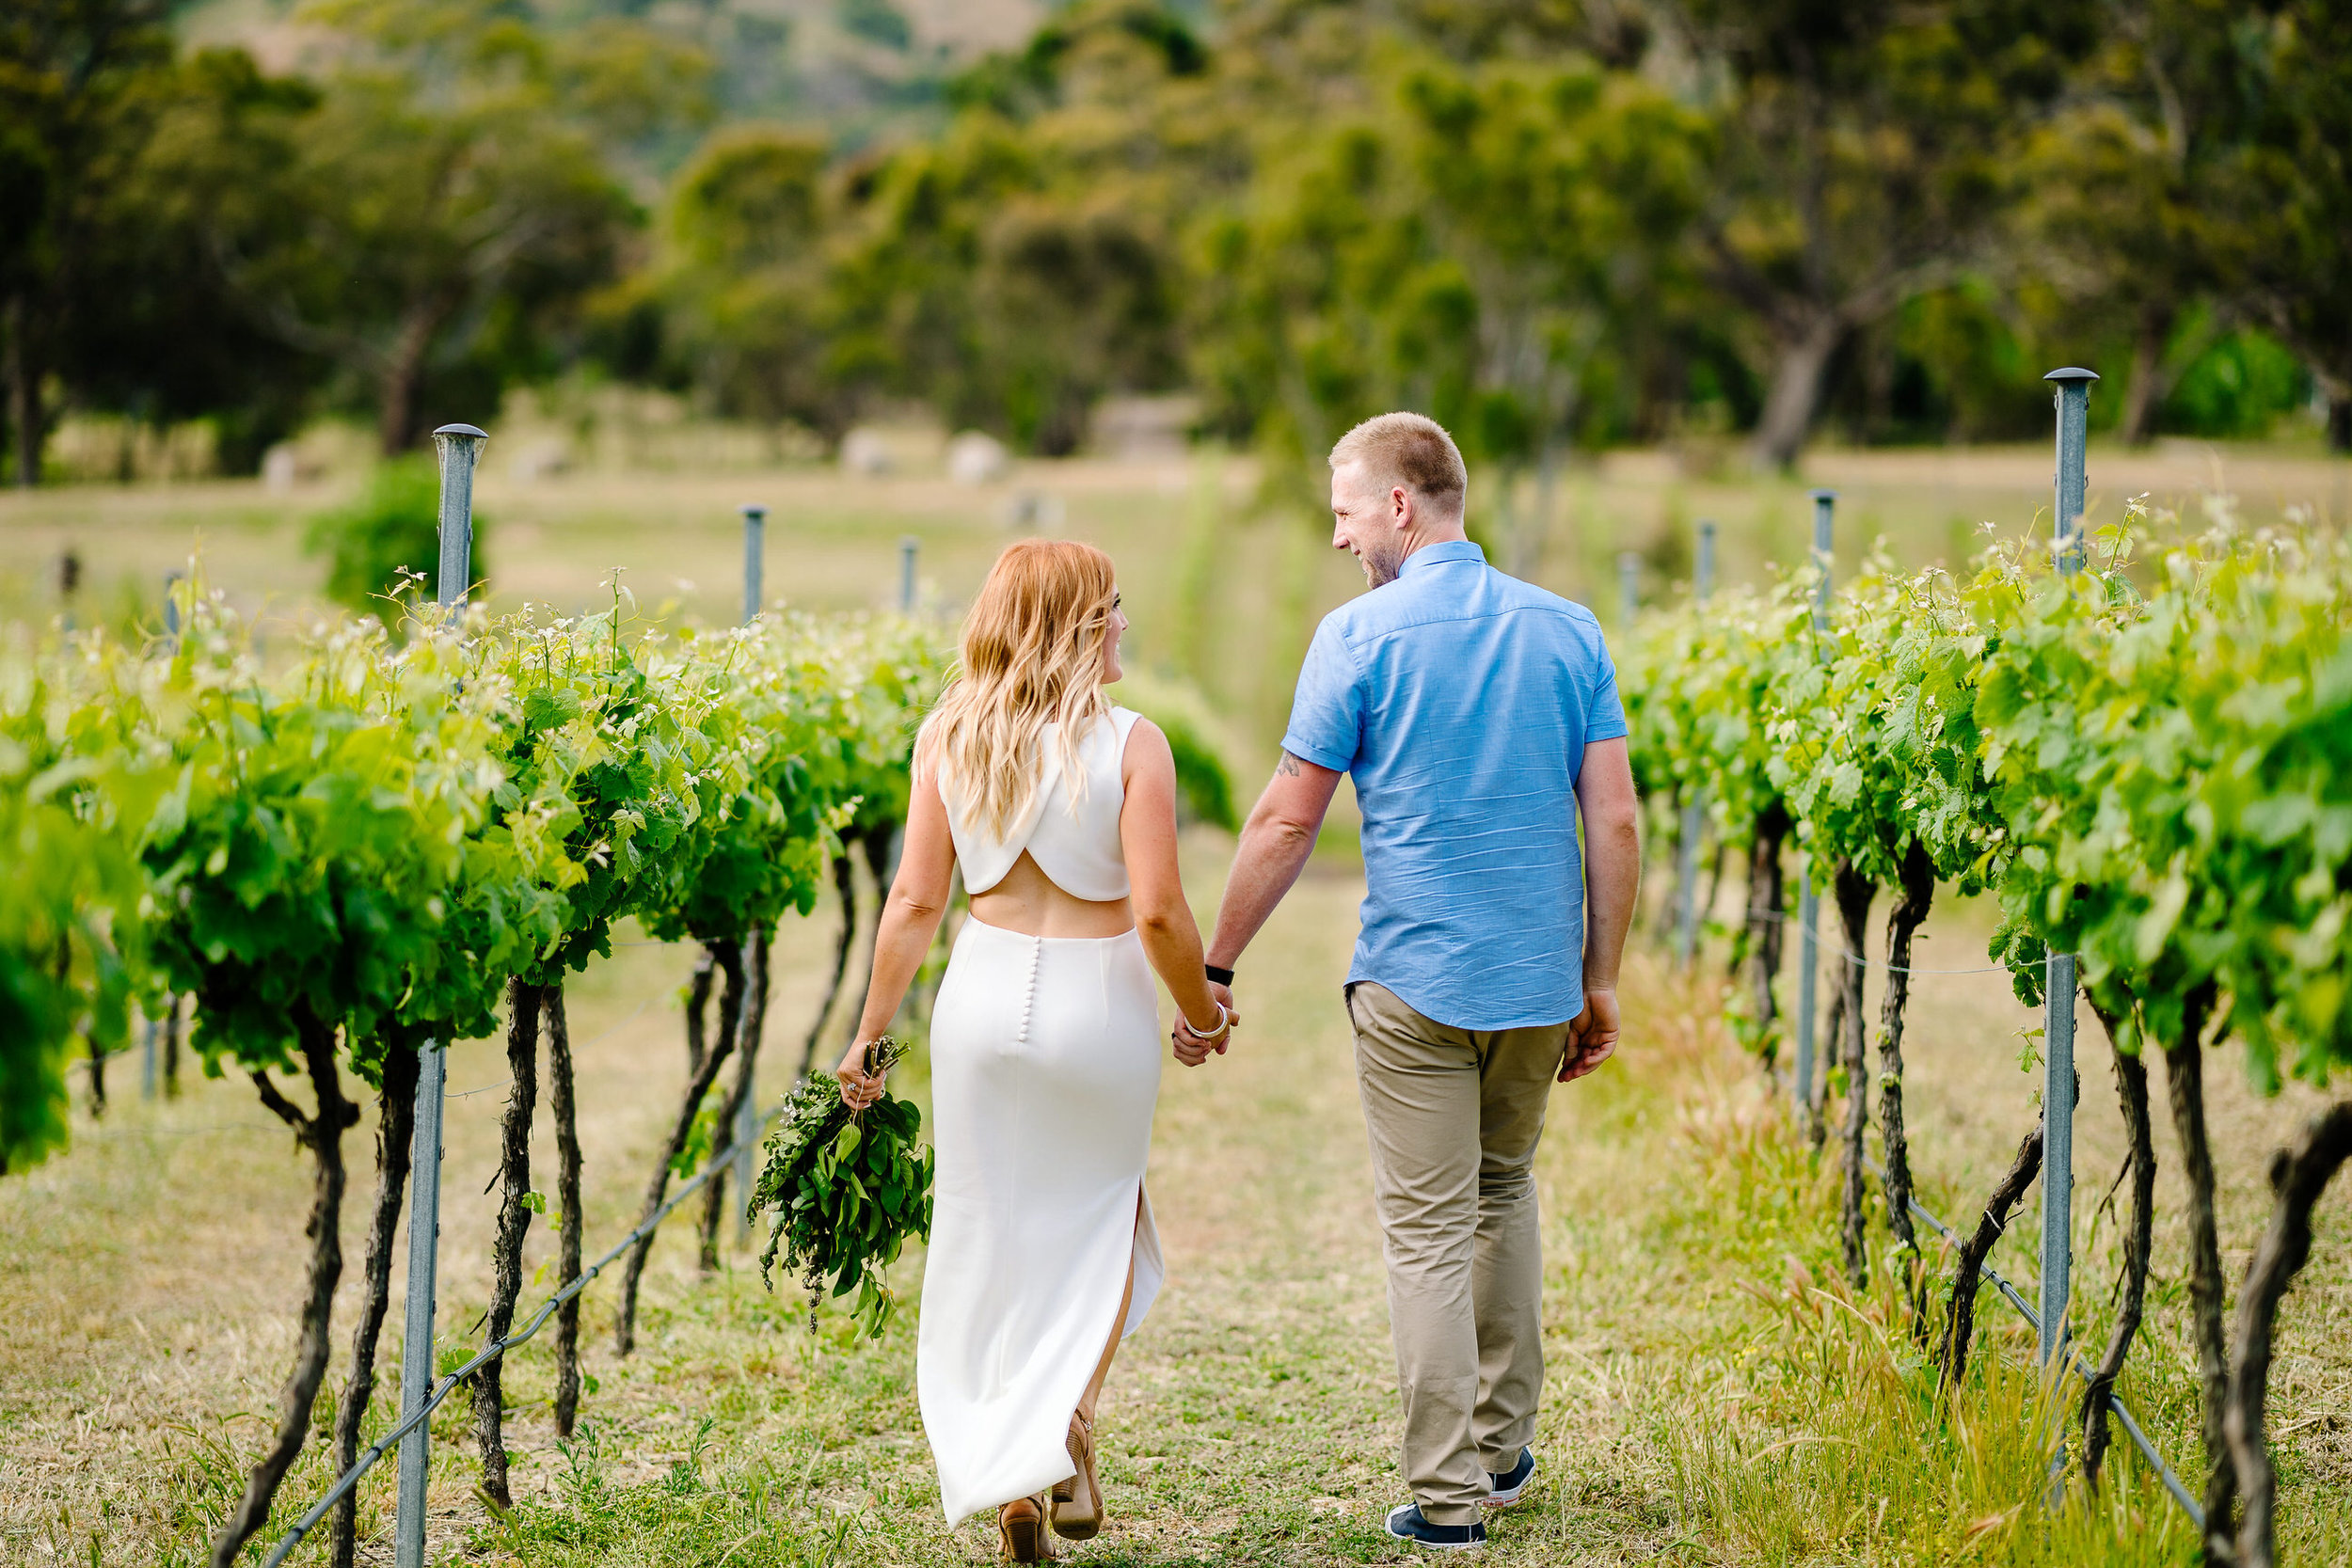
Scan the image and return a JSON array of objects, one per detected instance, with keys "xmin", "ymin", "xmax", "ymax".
[{"xmin": 1643, "ymin": 1010, "xmax": 2201, "ymax": 1568}]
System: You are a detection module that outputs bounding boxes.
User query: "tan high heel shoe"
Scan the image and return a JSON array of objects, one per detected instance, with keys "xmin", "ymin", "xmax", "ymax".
[
  {"xmin": 998, "ymin": 1491, "xmax": 1052, "ymax": 1561},
  {"xmin": 1050, "ymin": 1411, "xmax": 1104, "ymax": 1541}
]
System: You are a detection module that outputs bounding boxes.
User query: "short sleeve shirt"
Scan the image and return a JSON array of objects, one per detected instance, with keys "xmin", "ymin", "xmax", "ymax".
[{"xmin": 1282, "ymin": 540, "xmax": 1627, "ymax": 1031}]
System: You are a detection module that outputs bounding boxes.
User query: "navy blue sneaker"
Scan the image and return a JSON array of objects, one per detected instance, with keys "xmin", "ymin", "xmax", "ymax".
[
  {"xmin": 1485, "ymin": 1447, "xmax": 1535, "ymax": 1507},
  {"xmin": 1382, "ymin": 1503, "xmax": 1486, "ymax": 1549}
]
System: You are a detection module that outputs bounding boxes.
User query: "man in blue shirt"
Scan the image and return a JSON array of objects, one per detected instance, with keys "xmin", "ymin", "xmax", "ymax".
[{"xmin": 1189, "ymin": 412, "xmax": 1641, "ymax": 1549}]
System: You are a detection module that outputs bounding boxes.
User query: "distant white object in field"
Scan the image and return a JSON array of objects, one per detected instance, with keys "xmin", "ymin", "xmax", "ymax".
[
  {"xmin": 840, "ymin": 427, "xmax": 895, "ymax": 476},
  {"xmin": 509, "ymin": 438, "xmax": 571, "ymax": 483},
  {"xmin": 262, "ymin": 444, "xmax": 302, "ymax": 492},
  {"xmin": 947, "ymin": 431, "xmax": 1011, "ymax": 485},
  {"xmin": 1004, "ymin": 489, "xmax": 1065, "ymax": 532},
  {"xmin": 1091, "ymin": 394, "xmax": 1197, "ymax": 460}
]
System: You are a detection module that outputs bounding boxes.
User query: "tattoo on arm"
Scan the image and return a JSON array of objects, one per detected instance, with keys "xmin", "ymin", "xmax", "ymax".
[{"xmin": 1275, "ymin": 753, "xmax": 1302, "ymax": 777}]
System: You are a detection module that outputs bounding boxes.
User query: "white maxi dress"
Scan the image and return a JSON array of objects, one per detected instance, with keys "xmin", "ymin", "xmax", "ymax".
[{"xmin": 922, "ymin": 705, "xmax": 1166, "ymax": 1527}]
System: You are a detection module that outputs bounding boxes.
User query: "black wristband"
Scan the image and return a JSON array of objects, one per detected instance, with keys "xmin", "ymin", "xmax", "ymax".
[{"xmin": 1204, "ymin": 964, "xmax": 1235, "ymax": 987}]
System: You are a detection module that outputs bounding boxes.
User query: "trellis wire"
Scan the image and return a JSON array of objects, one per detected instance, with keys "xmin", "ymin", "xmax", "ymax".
[
  {"xmin": 257, "ymin": 1092, "xmax": 790, "ymax": 1568},
  {"xmin": 1864, "ymin": 1155, "xmax": 2203, "ymax": 1529}
]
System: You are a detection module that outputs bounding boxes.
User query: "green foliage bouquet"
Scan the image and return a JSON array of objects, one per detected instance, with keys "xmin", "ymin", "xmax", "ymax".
[{"xmin": 750, "ymin": 1037, "xmax": 933, "ymax": 1338}]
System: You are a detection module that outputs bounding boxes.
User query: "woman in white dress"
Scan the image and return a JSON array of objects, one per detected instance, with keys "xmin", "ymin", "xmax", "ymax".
[{"xmin": 836, "ymin": 539, "xmax": 1235, "ymax": 1561}]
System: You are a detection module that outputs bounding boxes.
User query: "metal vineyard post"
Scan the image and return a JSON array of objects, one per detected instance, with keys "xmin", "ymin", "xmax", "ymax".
[
  {"xmin": 396, "ymin": 422, "xmax": 485, "ymax": 1568},
  {"xmin": 1675, "ymin": 521, "xmax": 1718, "ymax": 969},
  {"xmin": 1793, "ymin": 491, "xmax": 1834, "ymax": 1117},
  {"xmin": 2038, "ymin": 370, "xmax": 2096, "ymax": 1381},
  {"xmin": 735, "ymin": 503, "xmax": 768, "ymax": 1240},
  {"xmin": 1616, "ymin": 550, "xmax": 1639, "ymax": 627},
  {"xmin": 741, "ymin": 504, "xmax": 766, "ymax": 625},
  {"xmin": 899, "ymin": 536, "xmax": 919, "ymax": 612}
]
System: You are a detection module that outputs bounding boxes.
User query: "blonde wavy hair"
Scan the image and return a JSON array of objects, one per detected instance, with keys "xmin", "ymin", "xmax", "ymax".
[{"xmin": 917, "ymin": 539, "xmax": 1120, "ymax": 836}]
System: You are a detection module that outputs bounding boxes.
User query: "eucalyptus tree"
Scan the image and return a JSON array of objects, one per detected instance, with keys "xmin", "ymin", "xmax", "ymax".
[
  {"xmin": 1647, "ymin": 0, "xmax": 2099, "ymax": 467},
  {"xmin": 1196, "ymin": 55, "xmax": 1701, "ymax": 542},
  {"xmin": 2226, "ymin": 0, "xmax": 2352, "ymax": 449},
  {"xmin": 204, "ymin": 0, "xmax": 709, "ymax": 454},
  {"xmin": 0, "ymin": 0, "xmax": 175, "ymax": 484}
]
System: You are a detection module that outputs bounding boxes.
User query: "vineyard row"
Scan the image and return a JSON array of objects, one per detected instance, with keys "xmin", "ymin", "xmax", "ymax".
[
  {"xmin": 3, "ymin": 570, "xmax": 944, "ymax": 1566},
  {"xmin": 1620, "ymin": 494, "xmax": 2351, "ymax": 1567}
]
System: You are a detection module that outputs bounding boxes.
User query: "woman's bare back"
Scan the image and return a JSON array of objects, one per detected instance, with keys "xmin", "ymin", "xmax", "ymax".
[{"xmin": 969, "ymin": 847, "xmax": 1135, "ymax": 939}]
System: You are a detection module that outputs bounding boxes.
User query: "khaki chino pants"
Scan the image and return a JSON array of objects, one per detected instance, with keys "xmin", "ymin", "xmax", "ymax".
[{"xmin": 1345, "ymin": 982, "xmax": 1565, "ymax": 1526}]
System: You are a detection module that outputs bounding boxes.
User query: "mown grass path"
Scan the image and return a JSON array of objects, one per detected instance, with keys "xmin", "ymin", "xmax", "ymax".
[{"xmin": 4, "ymin": 852, "xmax": 2345, "ymax": 1564}]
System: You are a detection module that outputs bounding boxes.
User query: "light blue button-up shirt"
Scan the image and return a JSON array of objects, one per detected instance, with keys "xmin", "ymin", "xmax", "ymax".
[{"xmin": 1281, "ymin": 540, "xmax": 1628, "ymax": 1031}]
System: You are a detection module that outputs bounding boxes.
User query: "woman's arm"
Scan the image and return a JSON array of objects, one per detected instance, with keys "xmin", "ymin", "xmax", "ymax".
[
  {"xmin": 835, "ymin": 769, "xmax": 956, "ymax": 1108},
  {"xmin": 1119, "ymin": 720, "xmax": 1232, "ymax": 1066}
]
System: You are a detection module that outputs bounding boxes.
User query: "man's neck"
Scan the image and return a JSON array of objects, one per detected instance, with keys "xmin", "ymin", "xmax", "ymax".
[{"xmin": 1397, "ymin": 525, "xmax": 1470, "ymax": 563}]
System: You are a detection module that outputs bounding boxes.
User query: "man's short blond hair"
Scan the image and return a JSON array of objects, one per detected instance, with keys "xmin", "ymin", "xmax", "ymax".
[{"xmin": 1328, "ymin": 412, "xmax": 1469, "ymax": 517}]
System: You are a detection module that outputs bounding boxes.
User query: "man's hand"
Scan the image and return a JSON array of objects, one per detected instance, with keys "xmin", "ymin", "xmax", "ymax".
[{"xmin": 1559, "ymin": 988, "xmax": 1620, "ymax": 1082}]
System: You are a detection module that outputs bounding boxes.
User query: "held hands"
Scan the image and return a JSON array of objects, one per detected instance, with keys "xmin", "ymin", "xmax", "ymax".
[
  {"xmin": 1559, "ymin": 988, "xmax": 1620, "ymax": 1083},
  {"xmin": 1170, "ymin": 983, "xmax": 1240, "ymax": 1068}
]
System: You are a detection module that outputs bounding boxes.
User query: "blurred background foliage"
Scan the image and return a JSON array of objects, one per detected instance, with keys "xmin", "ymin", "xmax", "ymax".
[
  {"xmin": 302, "ymin": 451, "xmax": 485, "ymax": 610},
  {"xmin": 5, "ymin": 0, "xmax": 2350, "ymax": 490}
]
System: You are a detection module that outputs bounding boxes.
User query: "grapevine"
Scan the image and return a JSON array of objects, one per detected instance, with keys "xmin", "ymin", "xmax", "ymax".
[{"xmin": 1623, "ymin": 504, "xmax": 2352, "ymax": 1561}]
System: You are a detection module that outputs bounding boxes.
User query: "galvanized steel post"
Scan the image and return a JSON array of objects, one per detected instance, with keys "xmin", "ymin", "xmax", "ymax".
[
  {"xmin": 397, "ymin": 422, "xmax": 485, "ymax": 1568},
  {"xmin": 2038, "ymin": 370, "xmax": 2094, "ymax": 1378},
  {"xmin": 898, "ymin": 536, "xmax": 919, "ymax": 613},
  {"xmin": 1675, "ymin": 522, "xmax": 1719, "ymax": 969},
  {"xmin": 1616, "ymin": 550, "xmax": 1639, "ymax": 626},
  {"xmin": 734, "ymin": 504, "xmax": 768, "ymax": 1240},
  {"xmin": 2046, "ymin": 368, "xmax": 2097, "ymax": 574},
  {"xmin": 740, "ymin": 504, "xmax": 766, "ymax": 625},
  {"xmin": 1792, "ymin": 492, "xmax": 1835, "ymax": 1117}
]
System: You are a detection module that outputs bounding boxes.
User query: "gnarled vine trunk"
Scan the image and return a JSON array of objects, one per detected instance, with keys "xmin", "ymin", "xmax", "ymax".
[
  {"xmin": 2080, "ymin": 995, "xmax": 2157, "ymax": 1490},
  {"xmin": 472, "ymin": 978, "xmax": 543, "ymax": 1508},
  {"xmin": 615, "ymin": 943, "xmax": 744, "ymax": 1355},
  {"xmin": 1810, "ymin": 974, "xmax": 1841, "ymax": 1151},
  {"xmin": 330, "ymin": 1046, "xmax": 417, "ymax": 1568},
  {"xmin": 1875, "ymin": 843, "xmax": 1934, "ymax": 1318},
  {"xmin": 1744, "ymin": 804, "xmax": 1789, "ymax": 1066},
  {"xmin": 700, "ymin": 933, "xmax": 773, "ymax": 1268},
  {"xmin": 2158, "ymin": 982, "xmax": 2236, "ymax": 1551},
  {"xmin": 798, "ymin": 849, "xmax": 861, "ymax": 1082},
  {"xmin": 681, "ymin": 944, "xmax": 716, "ymax": 1081},
  {"xmin": 1832, "ymin": 862, "xmax": 1876, "ymax": 1289},
  {"xmin": 162, "ymin": 993, "xmax": 183, "ymax": 1098},
  {"xmin": 210, "ymin": 1008, "xmax": 356, "ymax": 1568},
  {"xmin": 1936, "ymin": 1117, "xmax": 2043, "ymax": 1391},
  {"xmin": 2225, "ymin": 1100, "xmax": 2352, "ymax": 1568},
  {"xmin": 546, "ymin": 986, "xmax": 585, "ymax": 1439}
]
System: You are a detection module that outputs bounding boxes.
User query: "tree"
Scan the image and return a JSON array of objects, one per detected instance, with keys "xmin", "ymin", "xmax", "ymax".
[
  {"xmin": 1196, "ymin": 55, "xmax": 1701, "ymax": 545},
  {"xmin": 202, "ymin": 0, "xmax": 707, "ymax": 454},
  {"xmin": 2017, "ymin": 0, "xmax": 2252, "ymax": 443},
  {"xmin": 0, "ymin": 0, "xmax": 174, "ymax": 484},
  {"xmin": 2227, "ymin": 0, "xmax": 2352, "ymax": 450},
  {"xmin": 1650, "ymin": 0, "xmax": 2098, "ymax": 467},
  {"xmin": 642, "ymin": 125, "xmax": 855, "ymax": 439},
  {"xmin": 824, "ymin": 2, "xmax": 1214, "ymax": 452}
]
